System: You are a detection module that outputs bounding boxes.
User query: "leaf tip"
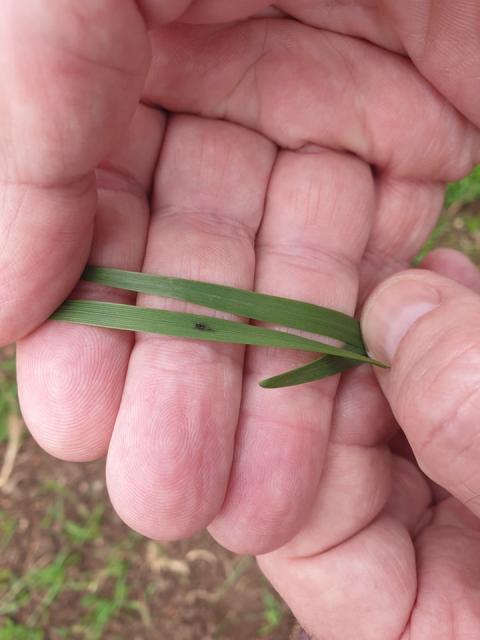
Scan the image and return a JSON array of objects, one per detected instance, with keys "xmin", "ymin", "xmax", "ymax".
[{"xmin": 258, "ymin": 377, "xmax": 276, "ymax": 389}]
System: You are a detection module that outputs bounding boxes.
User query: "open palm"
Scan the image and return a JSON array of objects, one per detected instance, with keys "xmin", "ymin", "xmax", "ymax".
[{"xmin": 2, "ymin": 2, "xmax": 480, "ymax": 638}]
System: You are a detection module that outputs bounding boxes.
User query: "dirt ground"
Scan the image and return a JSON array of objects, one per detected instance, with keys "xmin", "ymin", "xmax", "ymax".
[
  {"xmin": 0, "ymin": 191, "xmax": 478, "ymax": 640},
  {"xmin": 418, "ymin": 198, "xmax": 480, "ymax": 265},
  {"xmin": 0, "ymin": 420, "xmax": 292, "ymax": 639}
]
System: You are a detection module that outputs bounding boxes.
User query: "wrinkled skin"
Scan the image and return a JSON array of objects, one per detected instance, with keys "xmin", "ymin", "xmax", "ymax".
[{"xmin": 1, "ymin": 2, "xmax": 480, "ymax": 638}]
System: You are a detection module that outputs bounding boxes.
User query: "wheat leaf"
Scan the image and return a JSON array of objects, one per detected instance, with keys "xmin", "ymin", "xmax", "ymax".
[
  {"xmin": 51, "ymin": 300, "xmax": 384, "ymax": 367},
  {"xmin": 82, "ymin": 266, "xmax": 365, "ymax": 351},
  {"xmin": 260, "ymin": 356, "xmax": 361, "ymax": 388}
]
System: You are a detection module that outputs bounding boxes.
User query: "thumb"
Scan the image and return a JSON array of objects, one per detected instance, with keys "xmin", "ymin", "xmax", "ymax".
[{"xmin": 361, "ymin": 259, "xmax": 480, "ymax": 514}]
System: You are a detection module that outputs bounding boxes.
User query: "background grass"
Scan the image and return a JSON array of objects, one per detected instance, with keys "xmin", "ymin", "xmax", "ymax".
[
  {"xmin": 0, "ymin": 167, "xmax": 479, "ymax": 639},
  {"xmin": 416, "ymin": 165, "xmax": 480, "ymax": 264}
]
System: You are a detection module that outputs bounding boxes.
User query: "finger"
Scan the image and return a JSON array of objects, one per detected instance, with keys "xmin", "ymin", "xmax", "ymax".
[
  {"xmin": 259, "ymin": 514, "xmax": 416, "ymax": 640},
  {"xmin": 261, "ymin": 496, "xmax": 477, "ymax": 640},
  {"xmin": 335, "ymin": 176, "xmax": 444, "ymax": 443},
  {"xmin": 106, "ymin": 115, "xmax": 276, "ymax": 539},
  {"xmin": 0, "ymin": 0, "xmax": 149, "ymax": 346},
  {"xmin": 208, "ymin": 149, "xmax": 375, "ymax": 554},
  {"xmin": 409, "ymin": 497, "xmax": 480, "ymax": 638},
  {"xmin": 332, "ymin": 178, "xmax": 444, "ymax": 446},
  {"xmin": 283, "ymin": 180, "xmax": 439, "ymax": 557},
  {"xmin": 276, "ymin": 0, "xmax": 404, "ymax": 51},
  {"xmin": 362, "ymin": 268, "xmax": 480, "ymax": 515},
  {"xmin": 322, "ymin": 175, "xmax": 443, "ymax": 571},
  {"xmin": 384, "ymin": 0, "xmax": 480, "ymax": 130},
  {"xmin": 422, "ymin": 248, "xmax": 480, "ymax": 294},
  {"xmin": 145, "ymin": 19, "xmax": 480, "ymax": 180},
  {"xmin": 270, "ymin": 442, "xmax": 393, "ymax": 557},
  {"xmin": 16, "ymin": 105, "xmax": 165, "ymax": 461},
  {"xmin": 360, "ymin": 177, "xmax": 445, "ymax": 302},
  {"xmin": 330, "ymin": 365, "xmax": 397, "ymax": 446},
  {"xmin": 383, "ymin": 455, "xmax": 432, "ymax": 533},
  {"xmin": 261, "ymin": 493, "xmax": 474, "ymax": 640},
  {"xmin": 277, "ymin": 1, "xmax": 480, "ymax": 130}
]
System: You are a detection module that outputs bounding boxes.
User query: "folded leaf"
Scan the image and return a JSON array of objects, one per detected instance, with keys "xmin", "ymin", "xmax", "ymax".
[
  {"xmin": 52, "ymin": 300, "xmax": 384, "ymax": 366},
  {"xmin": 82, "ymin": 266, "xmax": 365, "ymax": 351}
]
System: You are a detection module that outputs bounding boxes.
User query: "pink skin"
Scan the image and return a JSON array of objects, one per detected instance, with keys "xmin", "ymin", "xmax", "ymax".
[{"xmin": 1, "ymin": 1, "xmax": 480, "ymax": 637}]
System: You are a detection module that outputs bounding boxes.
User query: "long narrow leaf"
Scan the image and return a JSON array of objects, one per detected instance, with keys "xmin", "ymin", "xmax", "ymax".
[
  {"xmin": 82, "ymin": 266, "xmax": 365, "ymax": 351},
  {"xmin": 260, "ymin": 356, "xmax": 361, "ymax": 389},
  {"xmin": 52, "ymin": 300, "xmax": 384, "ymax": 366}
]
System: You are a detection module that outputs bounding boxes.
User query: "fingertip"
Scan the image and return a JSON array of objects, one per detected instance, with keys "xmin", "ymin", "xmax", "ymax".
[
  {"xmin": 16, "ymin": 322, "xmax": 129, "ymax": 462},
  {"xmin": 105, "ymin": 451, "xmax": 222, "ymax": 542},
  {"xmin": 361, "ymin": 271, "xmax": 441, "ymax": 364},
  {"xmin": 209, "ymin": 515, "xmax": 294, "ymax": 556},
  {"xmin": 421, "ymin": 248, "xmax": 480, "ymax": 294}
]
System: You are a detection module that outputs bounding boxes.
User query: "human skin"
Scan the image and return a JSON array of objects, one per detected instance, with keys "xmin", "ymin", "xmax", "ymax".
[{"xmin": 1, "ymin": 2, "xmax": 480, "ymax": 638}]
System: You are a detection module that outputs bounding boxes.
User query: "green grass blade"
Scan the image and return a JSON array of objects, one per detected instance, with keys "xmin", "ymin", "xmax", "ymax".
[
  {"xmin": 260, "ymin": 356, "xmax": 362, "ymax": 389},
  {"xmin": 82, "ymin": 266, "xmax": 365, "ymax": 350},
  {"xmin": 51, "ymin": 300, "xmax": 384, "ymax": 366}
]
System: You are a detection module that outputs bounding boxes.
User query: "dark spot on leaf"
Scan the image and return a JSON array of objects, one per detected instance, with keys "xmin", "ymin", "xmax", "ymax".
[{"xmin": 194, "ymin": 321, "xmax": 214, "ymax": 332}]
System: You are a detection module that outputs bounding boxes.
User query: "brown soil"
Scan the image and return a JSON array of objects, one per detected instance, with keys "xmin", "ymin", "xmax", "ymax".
[{"xmin": 0, "ymin": 431, "xmax": 293, "ymax": 639}]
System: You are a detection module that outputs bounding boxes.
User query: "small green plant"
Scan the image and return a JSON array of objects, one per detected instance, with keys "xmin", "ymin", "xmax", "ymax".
[
  {"xmin": 0, "ymin": 552, "xmax": 78, "ymax": 623},
  {"xmin": 445, "ymin": 165, "xmax": 480, "ymax": 208},
  {"xmin": 259, "ymin": 592, "xmax": 284, "ymax": 636},
  {"xmin": 40, "ymin": 480, "xmax": 70, "ymax": 530},
  {"xmin": 64, "ymin": 504, "xmax": 105, "ymax": 545},
  {"xmin": 0, "ymin": 355, "xmax": 17, "ymax": 444},
  {"xmin": 415, "ymin": 165, "xmax": 480, "ymax": 264},
  {"xmin": 78, "ymin": 551, "xmax": 145, "ymax": 640},
  {"xmin": 0, "ymin": 511, "xmax": 17, "ymax": 551},
  {"xmin": 0, "ymin": 620, "xmax": 43, "ymax": 640},
  {"xmin": 466, "ymin": 216, "xmax": 480, "ymax": 234}
]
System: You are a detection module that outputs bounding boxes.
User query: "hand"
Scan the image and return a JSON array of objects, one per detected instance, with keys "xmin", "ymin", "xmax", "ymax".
[
  {"xmin": 2, "ymin": 0, "xmax": 479, "ymax": 581},
  {"xmin": 262, "ymin": 251, "xmax": 480, "ymax": 639}
]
